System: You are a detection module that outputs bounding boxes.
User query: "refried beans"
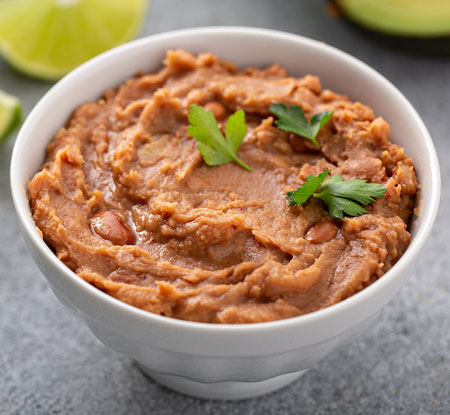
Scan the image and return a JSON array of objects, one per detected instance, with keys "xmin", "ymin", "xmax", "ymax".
[{"xmin": 28, "ymin": 50, "xmax": 418, "ymax": 323}]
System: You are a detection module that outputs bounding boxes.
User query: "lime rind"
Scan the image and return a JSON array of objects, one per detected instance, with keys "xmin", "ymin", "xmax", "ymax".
[
  {"xmin": 0, "ymin": 0, "xmax": 149, "ymax": 80},
  {"xmin": 0, "ymin": 90, "xmax": 22, "ymax": 142}
]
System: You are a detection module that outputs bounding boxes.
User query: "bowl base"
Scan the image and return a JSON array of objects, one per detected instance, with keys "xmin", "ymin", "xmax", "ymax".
[{"xmin": 137, "ymin": 364, "xmax": 307, "ymax": 400}]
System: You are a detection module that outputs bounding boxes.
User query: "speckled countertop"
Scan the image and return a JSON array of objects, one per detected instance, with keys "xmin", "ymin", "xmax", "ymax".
[{"xmin": 1, "ymin": 1, "xmax": 449, "ymax": 414}]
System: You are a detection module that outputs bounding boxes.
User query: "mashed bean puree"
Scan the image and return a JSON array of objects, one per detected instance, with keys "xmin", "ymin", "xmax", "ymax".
[{"xmin": 28, "ymin": 50, "xmax": 417, "ymax": 323}]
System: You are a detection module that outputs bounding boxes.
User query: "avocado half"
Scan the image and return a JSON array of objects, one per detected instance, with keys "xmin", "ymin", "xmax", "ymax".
[{"xmin": 337, "ymin": 0, "xmax": 450, "ymax": 37}]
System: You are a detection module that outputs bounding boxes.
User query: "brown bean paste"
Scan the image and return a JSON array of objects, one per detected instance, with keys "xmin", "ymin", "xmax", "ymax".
[{"xmin": 28, "ymin": 50, "xmax": 417, "ymax": 323}]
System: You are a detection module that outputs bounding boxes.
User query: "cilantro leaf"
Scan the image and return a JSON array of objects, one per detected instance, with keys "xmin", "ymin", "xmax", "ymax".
[
  {"xmin": 196, "ymin": 142, "xmax": 231, "ymax": 166},
  {"xmin": 287, "ymin": 169, "xmax": 386, "ymax": 219},
  {"xmin": 318, "ymin": 175, "xmax": 387, "ymax": 205},
  {"xmin": 286, "ymin": 169, "xmax": 330, "ymax": 206},
  {"xmin": 314, "ymin": 192, "xmax": 369, "ymax": 218},
  {"xmin": 188, "ymin": 105, "xmax": 250, "ymax": 171},
  {"xmin": 225, "ymin": 109, "xmax": 247, "ymax": 153},
  {"xmin": 269, "ymin": 103, "xmax": 333, "ymax": 147}
]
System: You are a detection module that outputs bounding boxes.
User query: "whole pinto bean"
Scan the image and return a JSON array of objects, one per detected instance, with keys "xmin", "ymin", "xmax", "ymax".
[
  {"xmin": 305, "ymin": 221, "xmax": 339, "ymax": 244},
  {"xmin": 204, "ymin": 101, "xmax": 227, "ymax": 120},
  {"xmin": 91, "ymin": 211, "xmax": 134, "ymax": 245}
]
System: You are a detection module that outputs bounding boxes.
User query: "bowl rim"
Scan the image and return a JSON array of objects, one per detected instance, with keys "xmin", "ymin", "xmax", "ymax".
[{"xmin": 10, "ymin": 26, "xmax": 441, "ymax": 334}]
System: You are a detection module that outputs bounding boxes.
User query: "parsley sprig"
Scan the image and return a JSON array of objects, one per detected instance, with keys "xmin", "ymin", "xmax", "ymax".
[
  {"xmin": 188, "ymin": 104, "xmax": 250, "ymax": 171},
  {"xmin": 269, "ymin": 103, "xmax": 333, "ymax": 147},
  {"xmin": 287, "ymin": 169, "xmax": 386, "ymax": 219}
]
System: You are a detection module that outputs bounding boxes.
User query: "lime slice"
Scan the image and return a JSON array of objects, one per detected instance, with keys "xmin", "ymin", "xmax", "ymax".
[
  {"xmin": 0, "ymin": 0, "xmax": 148, "ymax": 80},
  {"xmin": 0, "ymin": 90, "xmax": 22, "ymax": 143}
]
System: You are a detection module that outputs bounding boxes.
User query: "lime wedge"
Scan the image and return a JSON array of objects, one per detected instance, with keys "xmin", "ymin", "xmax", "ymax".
[
  {"xmin": 0, "ymin": 0, "xmax": 148, "ymax": 80},
  {"xmin": 0, "ymin": 90, "xmax": 22, "ymax": 143}
]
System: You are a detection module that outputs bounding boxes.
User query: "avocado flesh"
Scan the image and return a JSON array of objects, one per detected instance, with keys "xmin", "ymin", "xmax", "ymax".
[{"xmin": 337, "ymin": 0, "xmax": 450, "ymax": 37}]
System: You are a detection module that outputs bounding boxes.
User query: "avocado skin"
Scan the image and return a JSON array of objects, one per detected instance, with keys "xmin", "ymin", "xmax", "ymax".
[{"xmin": 336, "ymin": 0, "xmax": 450, "ymax": 37}]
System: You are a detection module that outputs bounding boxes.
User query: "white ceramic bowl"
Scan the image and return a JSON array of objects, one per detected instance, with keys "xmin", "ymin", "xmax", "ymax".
[{"xmin": 10, "ymin": 27, "xmax": 440, "ymax": 400}]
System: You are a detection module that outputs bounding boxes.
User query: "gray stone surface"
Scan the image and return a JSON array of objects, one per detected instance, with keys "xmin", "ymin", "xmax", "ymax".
[{"xmin": 1, "ymin": 1, "xmax": 449, "ymax": 414}]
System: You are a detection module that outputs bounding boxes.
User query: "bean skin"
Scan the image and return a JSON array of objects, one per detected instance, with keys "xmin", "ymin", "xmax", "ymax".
[
  {"xmin": 289, "ymin": 135, "xmax": 319, "ymax": 153},
  {"xmin": 305, "ymin": 221, "xmax": 339, "ymax": 244},
  {"xmin": 204, "ymin": 101, "xmax": 227, "ymax": 120},
  {"xmin": 91, "ymin": 211, "xmax": 134, "ymax": 245}
]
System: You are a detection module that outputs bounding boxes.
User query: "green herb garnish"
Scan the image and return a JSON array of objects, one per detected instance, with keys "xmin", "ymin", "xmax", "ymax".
[
  {"xmin": 269, "ymin": 103, "xmax": 333, "ymax": 147},
  {"xmin": 287, "ymin": 169, "xmax": 386, "ymax": 219},
  {"xmin": 187, "ymin": 104, "xmax": 250, "ymax": 171},
  {"xmin": 287, "ymin": 169, "xmax": 331, "ymax": 207}
]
